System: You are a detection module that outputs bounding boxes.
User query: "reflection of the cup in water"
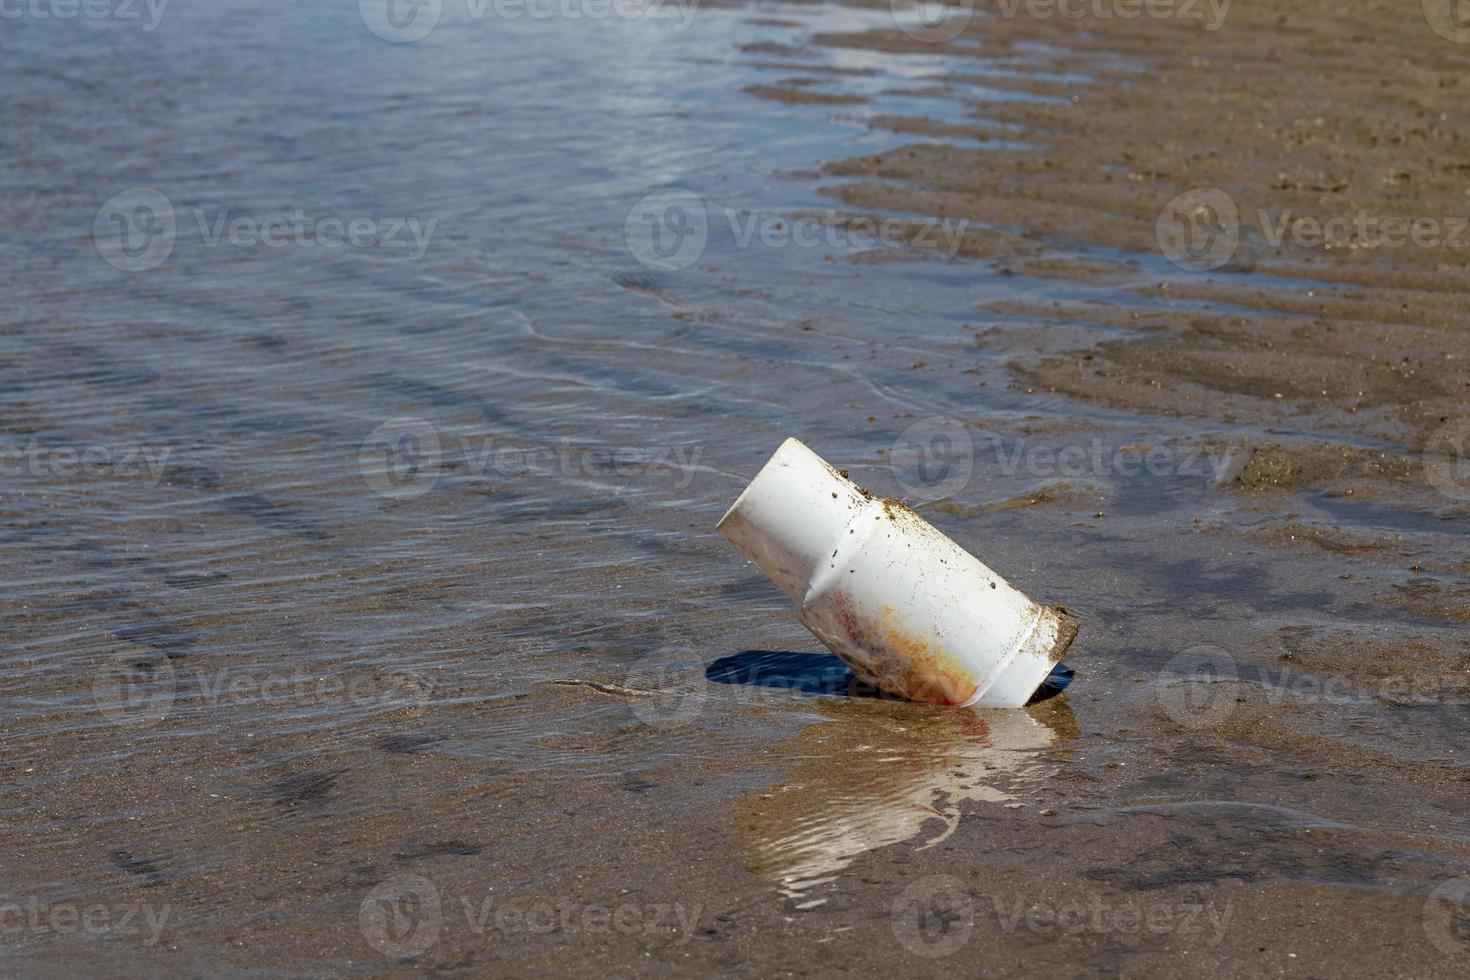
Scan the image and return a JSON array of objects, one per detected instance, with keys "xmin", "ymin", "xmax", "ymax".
[{"xmin": 733, "ymin": 700, "xmax": 1075, "ymax": 908}]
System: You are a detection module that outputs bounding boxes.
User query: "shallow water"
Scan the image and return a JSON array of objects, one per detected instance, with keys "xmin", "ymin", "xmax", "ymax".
[{"xmin": 2, "ymin": 2, "xmax": 1468, "ymax": 977}]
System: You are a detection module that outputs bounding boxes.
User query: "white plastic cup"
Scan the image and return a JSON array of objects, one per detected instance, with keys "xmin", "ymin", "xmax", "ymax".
[{"xmin": 717, "ymin": 438, "xmax": 1078, "ymax": 707}]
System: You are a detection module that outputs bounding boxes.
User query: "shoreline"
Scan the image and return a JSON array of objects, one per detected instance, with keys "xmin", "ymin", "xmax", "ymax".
[{"xmin": 786, "ymin": 0, "xmax": 1470, "ymax": 471}]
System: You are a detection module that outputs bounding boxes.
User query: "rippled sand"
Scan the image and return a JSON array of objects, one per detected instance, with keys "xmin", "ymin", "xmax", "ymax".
[{"xmin": 1, "ymin": 1, "xmax": 1467, "ymax": 977}]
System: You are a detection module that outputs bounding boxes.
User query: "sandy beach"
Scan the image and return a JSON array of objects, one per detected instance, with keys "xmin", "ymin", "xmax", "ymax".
[{"xmin": 0, "ymin": 1, "xmax": 1466, "ymax": 976}]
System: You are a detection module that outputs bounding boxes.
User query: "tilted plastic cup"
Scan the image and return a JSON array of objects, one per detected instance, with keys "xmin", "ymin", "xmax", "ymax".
[{"xmin": 717, "ymin": 438, "xmax": 1078, "ymax": 707}]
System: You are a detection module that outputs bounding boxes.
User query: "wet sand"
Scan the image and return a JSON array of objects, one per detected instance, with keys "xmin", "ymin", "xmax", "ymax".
[
  {"xmin": 819, "ymin": 0, "xmax": 1470, "ymax": 456},
  {"xmin": 2, "ymin": 1, "xmax": 1468, "ymax": 977},
  {"xmin": 740, "ymin": 2, "xmax": 1470, "ymax": 975}
]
